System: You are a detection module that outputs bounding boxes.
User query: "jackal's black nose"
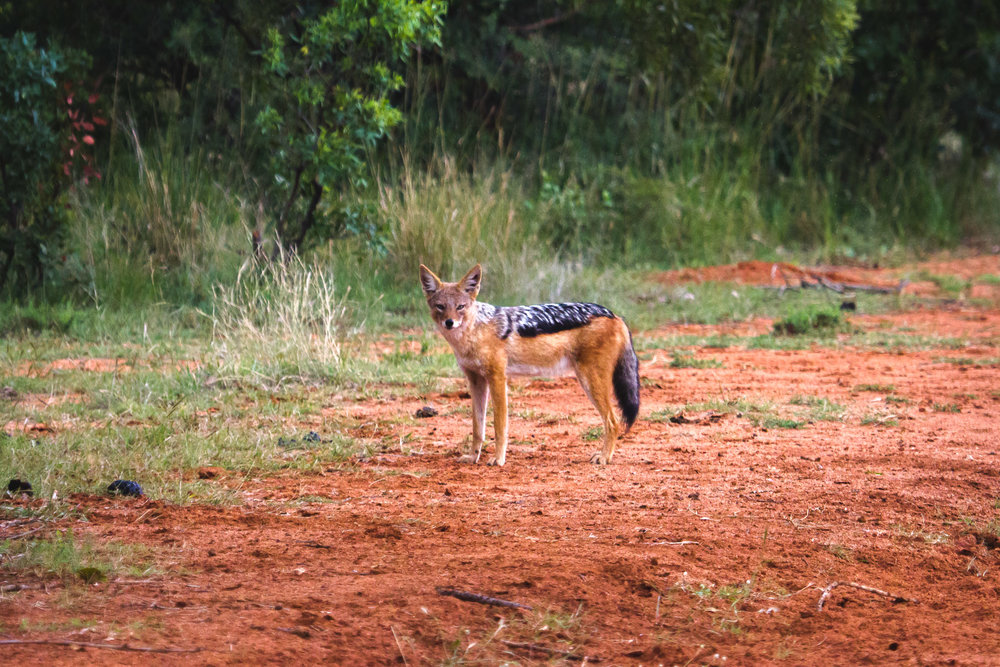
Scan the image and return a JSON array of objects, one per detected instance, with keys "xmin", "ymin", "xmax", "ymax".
[{"xmin": 444, "ymin": 319, "xmax": 454, "ymax": 329}]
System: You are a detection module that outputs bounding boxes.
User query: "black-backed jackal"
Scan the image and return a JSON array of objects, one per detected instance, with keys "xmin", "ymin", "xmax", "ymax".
[{"xmin": 419, "ymin": 264, "xmax": 640, "ymax": 466}]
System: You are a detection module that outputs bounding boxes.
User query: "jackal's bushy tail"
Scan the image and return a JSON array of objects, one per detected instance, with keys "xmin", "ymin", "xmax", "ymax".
[{"xmin": 612, "ymin": 330, "xmax": 640, "ymax": 431}]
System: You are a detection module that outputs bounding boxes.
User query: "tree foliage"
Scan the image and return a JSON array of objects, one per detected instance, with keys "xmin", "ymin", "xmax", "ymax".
[
  {"xmin": 255, "ymin": 1, "xmax": 444, "ymax": 253},
  {"xmin": 0, "ymin": 31, "xmax": 90, "ymax": 291},
  {"xmin": 828, "ymin": 0, "xmax": 1000, "ymax": 162},
  {"xmin": 1, "ymin": 0, "xmax": 999, "ymax": 281}
]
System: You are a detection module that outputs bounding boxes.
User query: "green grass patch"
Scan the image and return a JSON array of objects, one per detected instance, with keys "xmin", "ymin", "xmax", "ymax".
[
  {"xmin": 853, "ymin": 383, "xmax": 895, "ymax": 393},
  {"xmin": 846, "ymin": 332, "xmax": 977, "ymax": 351},
  {"xmin": 669, "ymin": 351, "xmax": 723, "ymax": 369},
  {"xmin": 789, "ymin": 395, "xmax": 846, "ymax": 421},
  {"xmin": 934, "ymin": 356, "xmax": 1000, "ymax": 367},
  {"xmin": 687, "ymin": 397, "xmax": 773, "ymax": 416},
  {"xmin": 772, "ymin": 304, "xmax": 845, "ymax": 335},
  {"xmin": 759, "ymin": 417, "xmax": 806, "ymax": 429},
  {"xmin": 646, "ymin": 407, "xmax": 682, "ymax": 423},
  {"xmin": 0, "ymin": 302, "xmax": 77, "ymax": 336},
  {"xmin": 684, "ymin": 396, "xmax": 805, "ymax": 429},
  {"xmin": 0, "ymin": 409, "xmax": 362, "ymax": 502},
  {"xmin": 861, "ymin": 412, "xmax": 899, "ymax": 427},
  {"xmin": 912, "ymin": 271, "xmax": 969, "ymax": 296},
  {"xmin": 0, "ymin": 528, "xmax": 157, "ymax": 582}
]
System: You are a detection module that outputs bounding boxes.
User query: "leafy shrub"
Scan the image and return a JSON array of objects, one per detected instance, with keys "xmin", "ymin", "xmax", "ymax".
[
  {"xmin": 255, "ymin": 1, "xmax": 444, "ymax": 254},
  {"xmin": 772, "ymin": 303, "xmax": 845, "ymax": 335},
  {"xmin": 0, "ymin": 32, "xmax": 89, "ymax": 293},
  {"xmin": 0, "ymin": 301, "xmax": 75, "ymax": 335}
]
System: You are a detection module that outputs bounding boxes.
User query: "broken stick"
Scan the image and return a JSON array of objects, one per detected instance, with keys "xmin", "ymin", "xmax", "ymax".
[
  {"xmin": 0, "ymin": 639, "xmax": 203, "ymax": 653},
  {"xmin": 435, "ymin": 587, "xmax": 533, "ymax": 610},
  {"xmin": 817, "ymin": 581, "xmax": 917, "ymax": 611}
]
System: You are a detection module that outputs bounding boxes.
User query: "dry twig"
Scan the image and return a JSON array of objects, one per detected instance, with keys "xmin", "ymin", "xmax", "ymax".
[
  {"xmin": 817, "ymin": 581, "xmax": 917, "ymax": 611},
  {"xmin": 3, "ymin": 526, "xmax": 47, "ymax": 540},
  {"xmin": 0, "ymin": 584, "xmax": 38, "ymax": 593},
  {"xmin": 0, "ymin": 639, "xmax": 203, "ymax": 653},
  {"xmin": 390, "ymin": 625, "xmax": 409, "ymax": 667},
  {"xmin": 436, "ymin": 587, "xmax": 532, "ymax": 610},
  {"xmin": 296, "ymin": 539, "xmax": 333, "ymax": 549}
]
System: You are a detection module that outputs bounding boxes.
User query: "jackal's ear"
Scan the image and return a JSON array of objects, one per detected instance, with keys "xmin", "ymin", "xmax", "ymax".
[
  {"xmin": 419, "ymin": 264, "xmax": 442, "ymax": 296},
  {"xmin": 460, "ymin": 264, "xmax": 483, "ymax": 298}
]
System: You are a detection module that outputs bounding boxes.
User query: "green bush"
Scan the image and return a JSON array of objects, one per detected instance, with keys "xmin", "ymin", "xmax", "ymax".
[
  {"xmin": 773, "ymin": 304, "xmax": 846, "ymax": 335},
  {"xmin": 255, "ymin": 1, "xmax": 444, "ymax": 254},
  {"xmin": 0, "ymin": 301, "xmax": 75, "ymax": 335},
  {"xmin": 0, "ymin": 32, "xmax": 89, "ymax": 293}
]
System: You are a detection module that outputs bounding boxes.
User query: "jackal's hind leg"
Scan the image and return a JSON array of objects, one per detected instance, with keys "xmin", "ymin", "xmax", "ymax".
[
  {"xmin": 589, "ymin": 410, "xmax": 621, "ymax": 465},
  {"xmin": 575, "ymin": 364, "xmax": 621, "ymax": 465}
]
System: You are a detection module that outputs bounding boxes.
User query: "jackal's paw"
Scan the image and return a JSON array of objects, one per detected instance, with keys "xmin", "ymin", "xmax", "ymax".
[
  {"xmin": 485, "ymin": 456, "xmax": 506, "ymax": 467},
  {"xmin": 458, "ymin": 453, "xmax": 479, "ymax": 465},
  {"xmin": 589, "ymin": 452, "xmax": 612, "ymax": 465}
]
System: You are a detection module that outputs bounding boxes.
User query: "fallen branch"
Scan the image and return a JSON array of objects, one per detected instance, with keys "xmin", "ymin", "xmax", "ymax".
[
  {"xmin": 436, "ymin": 587, "xmax": 532, "ymax": 610},
  {"xmin": 500, "ymin": 639, "xmax": 600, "ymax": 662},
  {"xmin": 768, "ymin": 276, "xmax": 908, "ymax": 295},
  {"xmin": 0, "ymin": 639, "xmax": 203, "ymax": 653},
  {"xmin": 3, "ymin": 526, "xmax": 47, "ymax": 540},
  {"xmin": 818, "ymin": 276, "xmax": 908, "ymax": 294},
  {"xmin": 0, "ymin": 584, "xmax": 38, "ymax": 593},
  {"xmin": 817, "ymin": 581, "xmax": 917, "ymax": 611},
  {"xmin": 296, "ymin": 540, "xmax": 333, "ymax": 549},
  {"xmin": 649, "ymin": 540, "xmax": 699, "ymax": 546}
]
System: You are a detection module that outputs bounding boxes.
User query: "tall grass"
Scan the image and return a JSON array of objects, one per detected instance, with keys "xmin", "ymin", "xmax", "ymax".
[
  {"xmin": 378, "ymin": 157, "xmax": 587, "ymax": 304},
  {"xmin": 70, "ymin": 120, "xmax": 252, "ymax": 310},
  {"xmin": 206, "ymin": 251, "xmax": 353, "ymax": 381}
]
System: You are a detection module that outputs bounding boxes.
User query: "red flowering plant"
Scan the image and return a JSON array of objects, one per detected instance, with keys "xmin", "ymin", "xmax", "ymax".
[{"xmin": 62, "ymin": 79, "xmax": 107, "ymax": 186}]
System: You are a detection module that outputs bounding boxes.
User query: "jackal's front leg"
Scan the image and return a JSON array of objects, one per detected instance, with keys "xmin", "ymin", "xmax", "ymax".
[
  {"xmin": 459, "ymin": 370, "xmax": 489, "ymax": 464},
  {"xmin": 486, "ymin": 371, "xmax": 508, "ymax": 466}
]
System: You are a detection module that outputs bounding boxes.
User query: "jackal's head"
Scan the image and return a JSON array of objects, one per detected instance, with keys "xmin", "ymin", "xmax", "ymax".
[{"xmin": 419, "ymin": 264, "xmax": 482, "ymax": 333}]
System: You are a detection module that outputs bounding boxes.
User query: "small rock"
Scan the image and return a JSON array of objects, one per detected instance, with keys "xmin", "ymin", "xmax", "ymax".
[
  {"xmin": 6, "ymin": 479, "xmax": 33, "ymax": 496},
  {"xmin": 415, "ymin": 406, "xmax": 438, "ymax": 418},
  {"xmin": 108, "ymin": 479, "xmax": 143, "ymax": 497}
]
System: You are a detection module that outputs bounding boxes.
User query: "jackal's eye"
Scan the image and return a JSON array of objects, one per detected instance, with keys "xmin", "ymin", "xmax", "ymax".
[
  {"xmin": 456, "ymin": 304, "xmax": 465, "ymax": 311},
  {"xmin": 434, "ymin": 304, "xmax": 445, "ymax": 311}
]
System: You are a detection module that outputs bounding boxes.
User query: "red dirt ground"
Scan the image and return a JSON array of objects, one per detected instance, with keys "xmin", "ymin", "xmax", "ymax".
[{"xmin": 2, "ymin": 256, "xmax": 1000, "ymax": 665}]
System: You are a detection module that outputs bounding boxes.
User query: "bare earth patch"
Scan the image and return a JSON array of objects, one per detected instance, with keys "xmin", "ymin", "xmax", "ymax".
[{"xmin": 2, "ymin": 258, "xmax": 1000, "ymax": 664}]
